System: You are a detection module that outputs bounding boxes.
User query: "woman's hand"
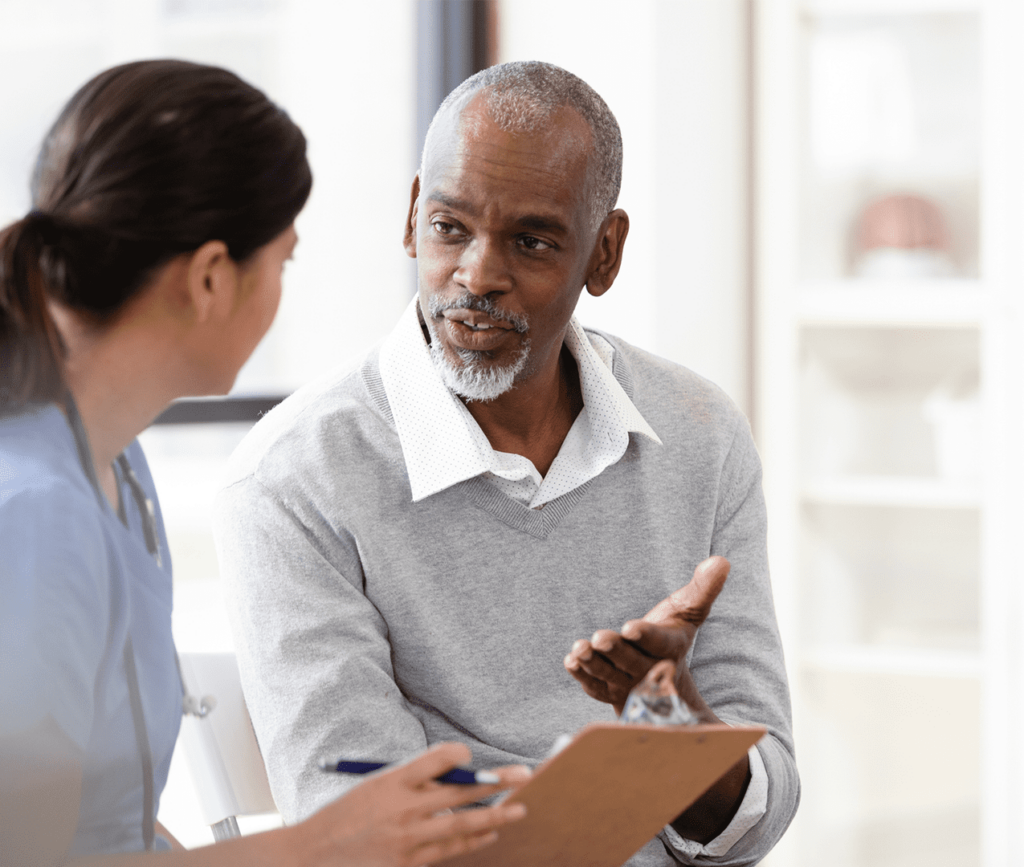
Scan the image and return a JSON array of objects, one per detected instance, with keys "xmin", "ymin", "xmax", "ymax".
[
  {"xmin": 296, "ymin": 742, "xmax": 530, "ymax": 867},
  {"xmin": 9, "ymin": 734, "xmax": 525, "ymax": 867}
]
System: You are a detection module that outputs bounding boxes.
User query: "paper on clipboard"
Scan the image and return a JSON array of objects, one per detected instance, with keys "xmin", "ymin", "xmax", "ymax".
[{"xmin": 438, "ymin": 722, "xmax": 765, "ymax": 867}]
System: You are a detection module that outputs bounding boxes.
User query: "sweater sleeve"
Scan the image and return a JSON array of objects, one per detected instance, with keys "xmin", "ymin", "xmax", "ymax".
[
  {"xmin": 212, "ymin": 473, "xmax": 429, "ymax": 823},
  {"xmin": 662, "ymin": 413, "xmax": 800, "ymax": 866}
]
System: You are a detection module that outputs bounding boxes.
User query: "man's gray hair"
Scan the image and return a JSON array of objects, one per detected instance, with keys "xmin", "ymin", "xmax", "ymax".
[{"xmin": 420, "ymin": 61, "xmax": 623, "ymax": 232}]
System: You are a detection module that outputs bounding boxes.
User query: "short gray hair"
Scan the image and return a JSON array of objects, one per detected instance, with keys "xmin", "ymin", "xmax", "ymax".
[{"xmin": 420, "ymin": 61, "xmax": 623, "ymax": 232}]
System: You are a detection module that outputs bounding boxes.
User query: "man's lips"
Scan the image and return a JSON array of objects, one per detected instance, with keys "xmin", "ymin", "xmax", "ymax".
[
  {"xmin": 442, "ymin": 310, "xmax": 516, "ymax": 332},
  {"xmin": 440, "ymin": 312, "xmax": 520, "ymax": 351}
]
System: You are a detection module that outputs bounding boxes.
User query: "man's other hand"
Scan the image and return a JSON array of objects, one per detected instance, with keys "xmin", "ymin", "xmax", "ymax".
[{"xmin": 563, "ymin": 556, "xmax": 730, "ymax": 716}]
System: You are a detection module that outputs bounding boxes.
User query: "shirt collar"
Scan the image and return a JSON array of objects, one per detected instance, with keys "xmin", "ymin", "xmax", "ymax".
[
  {"xmin": 378, "ymin": 298, "xmax": 660, "ymax": 503},
  {"xmin": 562, "ymin": 317, "xmax": 660, "ymax": 446}
]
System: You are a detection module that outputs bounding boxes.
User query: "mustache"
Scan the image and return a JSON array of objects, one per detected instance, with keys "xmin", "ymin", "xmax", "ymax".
[{"xmin": 428, "ymin": 294, "xmax": 529, "ymax": 334}]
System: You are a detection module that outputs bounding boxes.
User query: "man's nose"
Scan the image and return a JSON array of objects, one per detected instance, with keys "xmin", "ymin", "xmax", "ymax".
[{"xmin": 453, "ymin": 237, "xmax": 512, "ymax": 296}]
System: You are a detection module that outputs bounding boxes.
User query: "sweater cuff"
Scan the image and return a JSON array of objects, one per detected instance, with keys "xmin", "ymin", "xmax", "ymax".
[{"xmin": 660, "ymin": 745, "xmax": 768, "ymax": 859}]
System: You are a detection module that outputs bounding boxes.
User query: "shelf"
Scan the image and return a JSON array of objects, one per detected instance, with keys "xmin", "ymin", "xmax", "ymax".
[
  {"xmin": 798, "ymin": 281, "xmax": 987, "ymax": 328},
  {"xmin": 802, "ymin": 476, "xmax": 981, "ymax": 509},
  {"xmin": 804, "ymin": 645, "xmax": 981, "ymax": 678},
  {"xmin": 756, "ymin": 0, "xmax": 1007, "ymax": 859}
]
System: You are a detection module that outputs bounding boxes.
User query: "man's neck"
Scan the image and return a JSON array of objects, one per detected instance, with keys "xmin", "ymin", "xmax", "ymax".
[{"xmin": 463, "ymin": 344, "xmax": 583, "ymax": 476}]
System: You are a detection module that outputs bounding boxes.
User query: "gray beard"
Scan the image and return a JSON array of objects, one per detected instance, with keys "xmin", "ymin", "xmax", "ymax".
[{"xmin": 429, "ymin": 338, "xmax": 530, "ymax": 402}]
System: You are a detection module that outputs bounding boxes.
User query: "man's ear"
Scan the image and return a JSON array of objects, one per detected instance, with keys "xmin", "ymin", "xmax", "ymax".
[
  {"xmin": 403, "ymin": 175, "xmax": 421, "ymax": 258},
  {"xmin": 185, "ymin": 240, "xmax": 236, "ymax": 324},
  {"xmin": 584, "ymin": 209, "xmax": 629, "ymax": 297}
]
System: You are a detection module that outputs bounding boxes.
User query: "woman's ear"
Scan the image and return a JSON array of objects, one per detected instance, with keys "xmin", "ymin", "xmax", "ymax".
[{"xmin": 185, "ymin": 240, "xmax": 236, "ymax": 323}]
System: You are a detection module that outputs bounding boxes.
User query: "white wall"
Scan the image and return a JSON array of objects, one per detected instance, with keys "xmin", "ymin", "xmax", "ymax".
[
  {"xmin": 499, "ymin": 0, "xmax": 751, "ymax": 414},
  {"xmin": 264, "ymin": 0, "xmax": 416, "ymax": 390},
  {"xmin": 0, "ymin": 0, "xmax": 417, "ymax": 396}
]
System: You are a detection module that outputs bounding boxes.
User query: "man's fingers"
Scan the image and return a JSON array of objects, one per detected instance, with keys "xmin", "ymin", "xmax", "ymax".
[
  {"xmin": 564, "ymin": 661, "xmax": 623, "ymax": 705},
  {"xmin": 566, "ymin": 638, "xmax": 594, "ymax": 665},
  {"xmin": 688, "ymin": 555, "xmax": 731, "ymax": 606},
  {"xmin": 642, "ymin": 555, "xmax": 730, "ymax": 627},
  {"xmin": 570, "ymin": 649, "xmax": 635, "ymax": 689},
  {"xmin": 567, "ymin": 636, "xmax": 642, "ymax": 678},
  {"xmin": 589, "ymin": 629, "xmax": 622, "ymax": 654},
  {"xmin": 590, "ymin": 630, "xmax": 666, "ymax": 681},
  {"xmin": 619, "ymin": 620, "xmax": 693, "ymax": 661},
  {"xmin": 567, "ymin": 559, "xmax": 730, "ymax": 710}
]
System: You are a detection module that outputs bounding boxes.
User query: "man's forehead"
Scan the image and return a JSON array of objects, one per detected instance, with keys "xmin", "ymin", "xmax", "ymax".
[{"xmin": 424, "ymin": 91, "xmax": 593, "ymax": 179}]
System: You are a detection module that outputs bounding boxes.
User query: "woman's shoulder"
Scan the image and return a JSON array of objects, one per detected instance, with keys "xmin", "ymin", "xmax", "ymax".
[
  {"xmin": 0, "ymin": 405, "xmax": 107, "ymax": 556},
  {"xmin": 1, "ymin": 404, "xmax": 94, "ymax": 505}
]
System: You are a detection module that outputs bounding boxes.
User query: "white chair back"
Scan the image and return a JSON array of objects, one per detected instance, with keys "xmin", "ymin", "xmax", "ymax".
[{"xmin": 177, "ymin": 652, "xmax": 277, "ymax": 840}]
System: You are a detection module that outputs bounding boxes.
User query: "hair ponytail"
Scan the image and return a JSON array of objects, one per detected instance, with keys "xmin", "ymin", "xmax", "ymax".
[{"xmin": 0, "ymin": 215, "xmax": 66, "ymax": 414}]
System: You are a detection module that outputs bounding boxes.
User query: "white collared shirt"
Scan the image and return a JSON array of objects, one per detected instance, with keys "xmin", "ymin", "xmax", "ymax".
[
  {"xmin": 379, "ymin": 298, "xmax": 661, "ymax": 508},
  {"xmin": 378, "ymin": 297, "xmax": 767, "ymax": 855}
]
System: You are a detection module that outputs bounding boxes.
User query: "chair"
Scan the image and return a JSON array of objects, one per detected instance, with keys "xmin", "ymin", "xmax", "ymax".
[{"xmin": 177, "ymin": 652, "xmax": 279, "ymax": 841}]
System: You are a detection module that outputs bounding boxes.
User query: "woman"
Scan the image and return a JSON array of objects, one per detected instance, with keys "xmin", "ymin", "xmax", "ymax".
[{"xmin": 0, "ymin": 59, "xmax": 526, "ymax": 866}]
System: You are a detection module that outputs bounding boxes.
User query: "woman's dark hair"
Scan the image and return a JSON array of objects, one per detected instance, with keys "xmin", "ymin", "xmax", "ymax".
[{"xmin": 0, "ymin": 59, "xmax": 312, "ymax": 414}]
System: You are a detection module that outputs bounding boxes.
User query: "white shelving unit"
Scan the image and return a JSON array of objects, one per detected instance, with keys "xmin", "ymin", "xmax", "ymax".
[
  {"xmin": 756, "ymin": 1, "xmax": 1024, "ymax": 864},
  {"xmin": 802, "ymin": 476, "xmax": 981, "ymax": 508},
  {"xmin": 797, "ymin": 280, "xmax": 987, "ymax": 326}
]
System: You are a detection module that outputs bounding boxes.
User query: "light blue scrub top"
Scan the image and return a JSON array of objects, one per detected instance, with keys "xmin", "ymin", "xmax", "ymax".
[{"xmin": 0, "ymin": 404, "xmax": 181, "ymax": 856}]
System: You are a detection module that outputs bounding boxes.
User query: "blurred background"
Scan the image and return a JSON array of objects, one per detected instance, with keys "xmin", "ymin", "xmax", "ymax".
[{"xmin": 3, "ymin": 0, "xmax": 1023, "ymax": 863}]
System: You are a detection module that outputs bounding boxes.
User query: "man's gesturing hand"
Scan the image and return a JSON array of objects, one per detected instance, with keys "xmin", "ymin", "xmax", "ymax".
[
  {"xmin": 563, "ymin": 557, "xmax": 752, "ymax": 843},
  {"xmin": 563, "ymin": 556, "xmax": 731, "ymax": 716}
]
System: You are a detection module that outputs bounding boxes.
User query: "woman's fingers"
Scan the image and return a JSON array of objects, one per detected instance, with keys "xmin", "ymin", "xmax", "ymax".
[
  {"xmin": 307, "ymin": 745, "xmax": 529, "ymax": 867},
  {"xmin": 411, "ymin": 829, "xmax": 500, "ymax": 867},
  {"xmin": 408, "ymin": 800, "xmax": 527, "ymax": 863},
  {"xmin": 395, "ymin": 742, "xmax": 474, "ymax": 788},
  {"xmin": 479, "ymin": 764, "xmax": 532, "ymax": 789},
  {"xmin": 411, "ymin": 765, "xmax": 531, "ymax": 815},
  {"xmin": 389, "ymin": 744, "xmax": 530, "ymax": 814}
]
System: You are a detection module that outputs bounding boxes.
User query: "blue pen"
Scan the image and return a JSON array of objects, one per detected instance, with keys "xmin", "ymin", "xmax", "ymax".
[{"xmin": 319, "ymin": 758, "xmax": 501, "ymax": 785}]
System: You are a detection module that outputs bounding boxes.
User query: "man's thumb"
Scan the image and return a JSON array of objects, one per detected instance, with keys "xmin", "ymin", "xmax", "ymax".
[{"xmin": 644, "ymin": 556, "xmax": 731, "ymax": 626}]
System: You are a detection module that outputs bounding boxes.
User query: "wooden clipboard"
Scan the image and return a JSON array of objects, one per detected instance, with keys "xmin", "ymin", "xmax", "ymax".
[{"xmin": 438, "ymin": 722, "xmax": 765, "ymax": 867}]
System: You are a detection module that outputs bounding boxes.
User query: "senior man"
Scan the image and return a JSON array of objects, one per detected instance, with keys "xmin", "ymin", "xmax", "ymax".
[{"xmin": 214, "ymin": 61, "xmax": 798, "ymax": 867}]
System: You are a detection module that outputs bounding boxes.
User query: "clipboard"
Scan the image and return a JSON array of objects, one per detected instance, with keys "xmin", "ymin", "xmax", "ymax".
[{"xmin": 438, "ymin": 722, "xmax": 765, "ymax": 867}]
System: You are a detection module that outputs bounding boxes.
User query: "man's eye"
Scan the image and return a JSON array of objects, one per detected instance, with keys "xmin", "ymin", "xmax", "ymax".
[
  {"xmin": 432, "ymin": 220, "xmax": 458, "ymax": 236},
  {"xmin": 519, "ymin": 235, "xmax": 552, "ymax": 251}
]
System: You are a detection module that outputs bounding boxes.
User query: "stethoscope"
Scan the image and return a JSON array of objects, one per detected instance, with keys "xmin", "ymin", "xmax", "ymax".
[{"xmin": 64, "ymin": 394, "xmax": 213, "ymax": 851}]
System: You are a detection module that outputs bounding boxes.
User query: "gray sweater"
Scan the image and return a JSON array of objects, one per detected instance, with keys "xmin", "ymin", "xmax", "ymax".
[{"xmin": 213, "ymin": 332, "xmax": 798, "ymax": 866}]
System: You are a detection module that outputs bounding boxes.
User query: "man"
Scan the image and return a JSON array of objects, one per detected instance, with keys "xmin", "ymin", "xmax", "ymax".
[{"xmin": 214, "ymin": 61, "xmax": 798, "ymax": 866}]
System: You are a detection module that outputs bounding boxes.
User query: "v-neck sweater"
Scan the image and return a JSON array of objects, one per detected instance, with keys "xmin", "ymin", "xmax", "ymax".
[{"xmin": 214, "ymin": 330, "xmax": 799, "ymax": 867}]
